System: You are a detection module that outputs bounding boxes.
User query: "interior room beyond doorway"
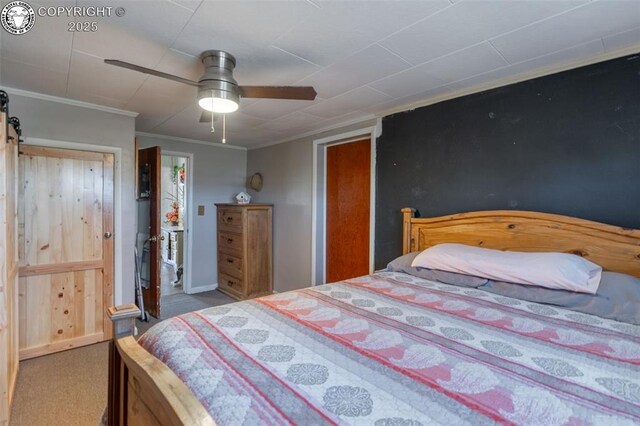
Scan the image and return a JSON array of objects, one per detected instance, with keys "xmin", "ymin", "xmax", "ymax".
[{"xmin": 160, "ymin": 154, "xmax": 188, "ymax": 297}]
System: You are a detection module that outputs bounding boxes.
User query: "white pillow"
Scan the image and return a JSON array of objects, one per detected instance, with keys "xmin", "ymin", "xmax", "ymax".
[{"xmin": 411, "ymin": 243, "xmax": 602, "ymax": 294}]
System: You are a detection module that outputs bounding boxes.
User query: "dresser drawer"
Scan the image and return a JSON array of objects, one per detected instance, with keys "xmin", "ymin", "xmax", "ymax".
[
  {"xmin": 218, "ymin": 231, "xmax": 243, "ymax": 255},
  {"xmin": 218, "ymin": 273, "xmax": 243, "ymax": 298},
  {"xmin": 218, "ymin": 252, "xmax": 243, "ymax": 279},
  {"xmin": 218, "ymin": 208, "xmax": 243, "ymax": 233}
]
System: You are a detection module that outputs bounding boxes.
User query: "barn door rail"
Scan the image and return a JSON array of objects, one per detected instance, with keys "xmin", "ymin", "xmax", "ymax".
[
  {"xmin": 0, "ymin": 90, "xmax": 23, "ymax": 145},
  {"xmin": 0, "ymin": 90, "xmax": 7, "ymax": 113}
]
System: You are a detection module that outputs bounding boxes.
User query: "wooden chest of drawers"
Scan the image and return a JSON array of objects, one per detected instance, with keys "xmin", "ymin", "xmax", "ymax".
[{"xmin": 215, "ymin": 203, "xmax": 273, "ymax": 300}]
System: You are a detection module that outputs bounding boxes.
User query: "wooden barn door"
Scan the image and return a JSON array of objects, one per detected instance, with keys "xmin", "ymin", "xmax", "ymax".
[
  {"xmin": 18, "ymin": 146, "xmax": 114, "ymax": 359},
  {"xmin": 0, "ymin": 112, "xmax": 20, "ymax": 425},
  {"xmin": 326, "ymin": 139, "xmax": 371, "ymax": 282}
]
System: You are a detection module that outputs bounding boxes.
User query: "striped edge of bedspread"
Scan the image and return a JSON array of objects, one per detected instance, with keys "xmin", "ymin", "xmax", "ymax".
[{"xmin": 139, "ymin": 271, "xmax": 640, "ymax": 426}]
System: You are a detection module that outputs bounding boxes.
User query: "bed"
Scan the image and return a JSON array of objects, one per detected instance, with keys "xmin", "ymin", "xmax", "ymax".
[{"xmin": 107, "ymin": 208, "xmax": 640, "ymax": 425}]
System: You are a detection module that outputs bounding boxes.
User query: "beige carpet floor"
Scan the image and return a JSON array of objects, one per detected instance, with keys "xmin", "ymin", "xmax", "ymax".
[
  {"xmin": 9, "ymin": 290, "xmax": 235, "ymax": 425},
  {"xmin": 10, "ymin": 341, "xmax": 109, "ymax": 426}
]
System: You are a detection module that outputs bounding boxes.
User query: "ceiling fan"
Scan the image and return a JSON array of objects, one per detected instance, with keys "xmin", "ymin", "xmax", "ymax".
[{"xmin": 104, "ymin": 50, "xmax": 317, "ymax": 124}]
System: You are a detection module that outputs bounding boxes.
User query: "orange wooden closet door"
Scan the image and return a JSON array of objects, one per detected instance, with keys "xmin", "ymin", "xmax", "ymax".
[{"xmin": 326, "ymin": 139, "xmax": 371, "ymax": 283}]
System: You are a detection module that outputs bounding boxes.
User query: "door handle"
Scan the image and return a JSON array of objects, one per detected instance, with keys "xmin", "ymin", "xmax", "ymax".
[
  {"xmin": 148, "ymin": 234, "xmax": 165, "ymax": 243},
  {"xmin": 104, "ymin": 232, "xmax": 113, "ymax": 239}
]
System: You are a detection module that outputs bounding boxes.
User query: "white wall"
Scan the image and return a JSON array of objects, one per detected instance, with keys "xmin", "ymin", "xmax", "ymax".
[
  {"xmin": 137, "ymin": 135, "xmax": 247, "ymax": 292},
  {"xmin": 246, "ymin": 119, "xmax": 378, "ymax": 293},
  {"xmin": 8, "ymin": 92, "xmax": 137, "ymax": 304}
]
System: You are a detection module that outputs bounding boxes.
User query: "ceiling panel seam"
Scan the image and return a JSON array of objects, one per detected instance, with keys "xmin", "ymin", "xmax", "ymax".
[
  {"xmin": 488, "ymin": 40, "xmax": 512, "ymax": 66},
  {"xmin": 487, "ymin": 1, "xmax": 592, "ymax": 45},
  {"xmin": 372, "ymin": 2, "xmax": 454, "ymax": 48},
  {"xmin": 270, "ymin": 45, "xmax": 321, "ymax": 68},
  {"xmin": 375, "ymin": 43, "xmax": 413, "ymax": 67}
]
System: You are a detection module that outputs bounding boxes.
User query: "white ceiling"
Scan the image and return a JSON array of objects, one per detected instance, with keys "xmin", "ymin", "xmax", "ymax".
[{"xmin": 1, "ymin": 0, "xmax": 639, "ymax": 148}]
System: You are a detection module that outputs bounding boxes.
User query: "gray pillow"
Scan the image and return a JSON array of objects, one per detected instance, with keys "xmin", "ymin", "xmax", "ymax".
[
  {"xmin": 387, "ymin": 252, "xmax": 489, "ymax": 288},
  {"xmin": 387, "ymin": 252, "xmax": 640, "ymax": 325},
  {"xmin": 482, "ymin": 272, "xmax": 640, "ymax": 325}
]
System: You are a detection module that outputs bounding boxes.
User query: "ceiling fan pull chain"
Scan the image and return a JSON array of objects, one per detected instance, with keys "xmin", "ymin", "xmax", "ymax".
[
  {"xmin": 210, "ymin": 91, "xmax": 215, "ymax": 133},
  {"xmin": 222, "ymin": 114, "xmax": 227, "ymax": 144}
]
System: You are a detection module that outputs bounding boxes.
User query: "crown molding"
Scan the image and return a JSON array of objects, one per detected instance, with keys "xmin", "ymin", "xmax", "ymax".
[
  {"xmin": 247, "ymin": 114, "xmax": 378, "ymax": 150},
  {"xmin": 1, "ymin": 87, "xmax": 139, "ymax": 117},
  {"xmin": 377, "ymin": 44, "xmax": 640, "ymax": 119},
  {"xmin": 135, "ymin": 132, "xmax": 247, "ymax": 151}
]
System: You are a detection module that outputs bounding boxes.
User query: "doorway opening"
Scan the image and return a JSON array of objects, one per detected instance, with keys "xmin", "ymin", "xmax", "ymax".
[
  {"xmin": 311, "ymin": 122, "xmax": 380, "ymax": 285},
  {"xmin": 136, "ymin": 146, "xmax": 194, "ymax": 319},
  {"xmin": 160, "ymin": 154, "xmax": 188, "ymax": 298}
]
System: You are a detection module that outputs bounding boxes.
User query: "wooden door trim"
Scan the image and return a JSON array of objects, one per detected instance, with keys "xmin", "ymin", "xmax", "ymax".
[
  {"xmin": 311, "ymin": 123, "xmax": 379, "ymax": 285},
  {"xmin": 9, "ymin": 264, "xmax": 19, "ymax": 282},
  {"xmin": 18, "ymin": 145, "xmax": 106, "ymax": 161},
  {"xmin": 103, "ymin": 153, "xmax": 115, "ymax": 339},
  {"xmin": 19, "ymin": 260, "xmax": 104, "ymax": 277}
]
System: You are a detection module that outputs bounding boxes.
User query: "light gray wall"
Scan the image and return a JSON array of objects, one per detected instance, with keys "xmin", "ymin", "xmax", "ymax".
[
  {"xmin": 9, "ymin": 93, "xmax": 137, "ymax": 304},
  {"xmin": 247, "ymin": 119, "xmax": 378, "ymax": 293},
  {"xmin": 247, "ymin": 140, "xmax": 313, "ymax": 293},
  {"xmin": 137, "ymin": 136, "xmax": 246, "ymax": 292}
]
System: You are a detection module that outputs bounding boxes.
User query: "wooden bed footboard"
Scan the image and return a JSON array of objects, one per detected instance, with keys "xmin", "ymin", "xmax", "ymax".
[{"xmin": 107, "ymin": 304, "xmax": 216, "ymax": 425}]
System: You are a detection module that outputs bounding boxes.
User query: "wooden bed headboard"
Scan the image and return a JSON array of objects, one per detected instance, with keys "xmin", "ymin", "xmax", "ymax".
[{"xmin": 401, "ymin": 208, "xmax": 640, "ymax": 278}]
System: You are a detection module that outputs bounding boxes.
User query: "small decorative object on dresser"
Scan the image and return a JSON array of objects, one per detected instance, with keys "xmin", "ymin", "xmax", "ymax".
[
  {"xmin": 216, "ymin": 203, "xmax": 273, "ymax": 300},
  {"xmin": 235, "ymin": 191, "xmax": 251, "ymax": 204}
]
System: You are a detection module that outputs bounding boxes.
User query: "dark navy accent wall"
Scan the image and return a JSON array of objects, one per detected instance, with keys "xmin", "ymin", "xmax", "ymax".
[{"xmin": 375, "ymin": 54, "xmax": 640, "ymax": 269}]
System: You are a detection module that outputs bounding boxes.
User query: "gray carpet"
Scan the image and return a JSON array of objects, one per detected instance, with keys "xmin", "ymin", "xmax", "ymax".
[
  {"xmin": 160, "ymin": 289, "xmax": 235, "ymax": 319},
  {"xmin": 10, "ymin": 290, "xmax": 235, "ymax": 425}
]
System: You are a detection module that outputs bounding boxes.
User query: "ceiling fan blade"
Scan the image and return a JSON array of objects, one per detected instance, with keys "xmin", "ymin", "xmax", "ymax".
[
  {"xmin": 239, "ymin": 86, "xmax": 317, "ymax": 100},
  {"xmin": 104, "ymin": 59, "xmax": 200, "ymax": 87},
  {"xmin": 199, "ymin": 111, "xmax": 220, "ymax": 123}
]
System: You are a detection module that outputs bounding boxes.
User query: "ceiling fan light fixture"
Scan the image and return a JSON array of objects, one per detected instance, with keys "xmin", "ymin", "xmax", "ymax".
[
  {"xmin": 197, "ymin": 50, "xmax": 240, "ymax": 113},
  {"xmin": 198, "ymin": 94, "xmax": 238, "ymax": 113}
]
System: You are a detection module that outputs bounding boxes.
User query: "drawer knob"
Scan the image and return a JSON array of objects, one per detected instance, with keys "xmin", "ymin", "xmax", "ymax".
[
  {"xmin": 226, "ymin": 217, "xmax": 233, "ymax": 222},
  {"xmin": 227, "ymin": 258, "xmax": 234, "ymax": 264},
  {"xmin": 226, "ymin": 238, "xmax": 233, "ymax": 244},
  {"xmin": 227, "ymin": 280, "xmax": 234, "ymax": 286}
]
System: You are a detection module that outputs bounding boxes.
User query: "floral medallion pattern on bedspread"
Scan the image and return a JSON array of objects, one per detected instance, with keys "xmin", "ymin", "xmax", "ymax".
[{"xmin": 138, "ymin": 271, "xmax": 640, "ymax": 425}]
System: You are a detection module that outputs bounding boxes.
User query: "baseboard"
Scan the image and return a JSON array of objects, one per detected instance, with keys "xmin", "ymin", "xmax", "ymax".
[
  {"xmin": 19, "ymin": 332, "xmax": 104, "ymax": 360},
  {"xmin": 187, "ymin": 283, "xmax": 218, "ymax": 294}
]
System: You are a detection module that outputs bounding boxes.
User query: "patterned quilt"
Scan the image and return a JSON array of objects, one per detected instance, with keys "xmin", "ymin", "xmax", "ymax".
[{"xmin": 139, "ymin": 272, "xmax": 640, "ymax": 425}]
